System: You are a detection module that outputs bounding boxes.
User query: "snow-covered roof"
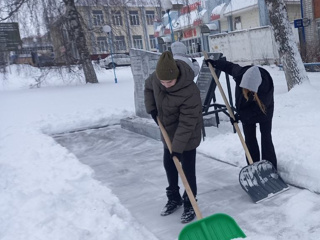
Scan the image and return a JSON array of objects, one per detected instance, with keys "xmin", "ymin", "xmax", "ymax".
[
  {"xmin": 223, "ymin": 0, "xmax": 258, "ymax": 15},
  {"xmin": 125, "ymin": 0, "xmax": 160, "ymax": 7},
  {"xmin": 163, "ymin": 11, "xmax": 176, "ymax": 18},
  {"xmin": 211, "ymin": 3, "xmax": 226, "ymax": 15},
  {"xmin": 172, "ymin": 8, "xmax": 207, "ymax": 29},
  {"xmin": 170, "ymin": 0, "xmax": 185, "ymax": 4},
  {"xmin": 76, "ymin": 0, "xmax": 160, "ymax": 7},
  {"xmin": 171, "ymin": 0, "xmax": 198, "ymax": 4},
  {"xmin": 156, "ymin": 24, "xmax": 164, "ymax": 32},
  {"xmin": 210, "ymin": 3, "xmax": 227, "ymax": 20}
]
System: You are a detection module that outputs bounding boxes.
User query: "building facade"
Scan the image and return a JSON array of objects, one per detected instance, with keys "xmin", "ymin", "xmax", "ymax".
[
  {"xmin": 156, "ymin": 0, "xmax": 302, "ymax": 56},
  {"xmin": 49, "ymin": 0, "xmax": 318, "ymax": 64},
  {"xmin": 51, "ymin": 0, "xmax": 162, "ymax": 63},
  {"xmin": 155, "ymin": 1, "xmax": 212, "ymax": 54}
]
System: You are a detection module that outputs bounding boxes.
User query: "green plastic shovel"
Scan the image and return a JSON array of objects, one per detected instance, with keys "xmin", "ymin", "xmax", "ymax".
[
  {"xmin": 179, "ymin": 213, "xmax": 245, "ymax": 240},
  {"xmin": 157, "ymin": 118, "xmax": 246, "ymax": 240}
]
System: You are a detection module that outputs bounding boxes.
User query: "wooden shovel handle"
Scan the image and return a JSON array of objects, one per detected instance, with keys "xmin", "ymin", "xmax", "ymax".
[
  {"xmin": 202, "ymin": 51, "xmax": 254, "ymax": 165},
  {"xmin": 157, "ymin": 117, "xmax": 203, "ymax": 220}
]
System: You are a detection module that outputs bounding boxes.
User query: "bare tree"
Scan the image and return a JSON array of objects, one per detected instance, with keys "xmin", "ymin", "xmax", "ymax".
[
  {"xmin": 265, "ymin": 0, "xmax": 309, "ymax": 91},
  {"xmin": 0, "ymin": 0, "xmax": 28, "ymax": 21},
  {"xmin": 63, "ymin": 0, "xmax": 98, "ymax": 83},
  {"xmin": 1, "ymin": 0, "xmax": 99, "ymax": 84}
]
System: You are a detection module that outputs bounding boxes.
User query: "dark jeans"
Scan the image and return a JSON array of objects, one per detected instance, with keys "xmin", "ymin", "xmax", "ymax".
[
  {"xmin": 163, "ymin": 148, "xmax": 197, "ymax": 199},
  {"xmin": 242, "ymin": 118, "xmax": 277, "ymax": 169}
]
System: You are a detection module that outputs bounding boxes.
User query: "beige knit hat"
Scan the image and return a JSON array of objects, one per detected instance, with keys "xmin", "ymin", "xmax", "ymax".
[{"xmin": 156, "ymin": 51, "xmax": 179, "ymax": 80}]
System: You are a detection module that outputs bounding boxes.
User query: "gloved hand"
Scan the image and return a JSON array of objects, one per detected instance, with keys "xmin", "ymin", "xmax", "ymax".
[
  {"xmin": 171, "ymin": 151, "xmax": 182, "ymax": 160},
  {"xmin": 230, "ymin": 113, "xmax": 240, "ymax": 125},
  {"xmin": 150, "ymin": 109, "xmax": 158, "ymax": 125},
  {"xmin": 204, "ymin": 59, "xmax": 217, "ymax": 68},
  {"xmin": 191, "ymin": 58, "xmax": 197, "ymax": 63}
]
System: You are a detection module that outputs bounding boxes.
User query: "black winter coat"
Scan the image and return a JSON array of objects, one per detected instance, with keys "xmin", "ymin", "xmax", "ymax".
[{"xmin": 214, "ymin": 60, "xmax": 274, "ymax": 124}]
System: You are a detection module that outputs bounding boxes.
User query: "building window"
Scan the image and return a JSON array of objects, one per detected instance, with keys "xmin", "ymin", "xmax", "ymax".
[
  {"xmin": 112, "ymin": 11, "xmax": 122, "ymax": 26},
  {"xmin": 234, "ymin": 16, "xmax": 242, "ymax": 30},
  {"xmin": 92, "ymin": 10, "xmax": 104, "ymax": 26},
  {"xmin": 146, "ymin": 11, "xmax": 155, "ymax": 25},
  {"xmin": 129, "ymin": 11, "xmax": 140, "ymax": 25},
  {"xmin": 317, "ymin": 20, "xmax": 320, "ymax": 40},
  {"xmin": 183, "ymin": 38, "xmax": 201, "ymax": 54},
  {"xmin": 114, "ymin": 36, "xmax": 126, "ymax": 51},
  {"xmin": 133, "ymin": 35, "xmax": 143, "ymax": 49},
  {"xmin": 97, "ymin": 37, "xmax": 108, "ymax": 52},
  {"xmin": 149, "ymin": 35, "xmax": 156, "ymax": 49}
]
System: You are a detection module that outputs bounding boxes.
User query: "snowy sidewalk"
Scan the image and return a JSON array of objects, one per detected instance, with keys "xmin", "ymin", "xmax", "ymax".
[{"xmin": 54, "ymin": 125, "xmax": 320, "ymax": 240}]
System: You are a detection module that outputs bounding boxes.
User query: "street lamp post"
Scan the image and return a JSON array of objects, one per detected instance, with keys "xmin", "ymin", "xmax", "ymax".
[
  {"xmin": 167, "ymin": 9, "xmax": 175, "ymax": 43},
  {"xmin": 32, "ymin": 37, "xmax": 39, "ymax": 67},
  {"xmin": 161, "ymin": 0, "xmax": 183, "ymax": 43},
  {"xmin": 161, "ymin": 0, "xmax": 175, "ymax": 43},
  {"xmin": 102, "ymin": 24, "xmax": 118, "ymax": 83}
]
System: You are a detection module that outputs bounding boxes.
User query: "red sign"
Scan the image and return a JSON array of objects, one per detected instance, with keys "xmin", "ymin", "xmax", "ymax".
[
  {"xmin": 164, "ymin": 28, "xmax": 171, "ymax": 34},
  {"xmin": 183, "ymin": 28, "xmax": 197, "ymax": 38},
  {"xmin": 180, "ymin": 2, "xmax": 200, "ymax": 14},
  {"xmin": 193, "ymin": 19, "xmax": 202, "ymax": 26},
  {"xmin": 210, "ymin": 14, "xmax": 220, "ymax": 21}
]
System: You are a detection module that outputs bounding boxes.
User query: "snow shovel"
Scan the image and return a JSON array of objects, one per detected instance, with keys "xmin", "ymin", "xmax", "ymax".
[
  {"xmin": 203, "ymin": 51, "xmax": 289, "ymax": 203},
  {"xmin": 157, "ymin": 117, "xmax": 246, "ymax": 240}
]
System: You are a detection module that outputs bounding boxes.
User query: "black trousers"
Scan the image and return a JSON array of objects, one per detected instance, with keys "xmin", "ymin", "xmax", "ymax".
[
  {"xmin": 163, "ymin": 148, "xmax": 197, "ymax": 199},
  {"xmin": 242, "ymin": 118, "xmax": 277, "ymax": 170}
]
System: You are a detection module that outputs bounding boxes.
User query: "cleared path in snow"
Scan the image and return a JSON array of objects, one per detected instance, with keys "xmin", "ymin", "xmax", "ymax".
[{"xmin": 54, "ymin": 125, "xmax": 320, "ymax": 240}]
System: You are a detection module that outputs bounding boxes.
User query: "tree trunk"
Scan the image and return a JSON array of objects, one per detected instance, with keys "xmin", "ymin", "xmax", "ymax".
[
  {"xmin": 63, "ymin": 0, "xmax": 98, "ymax": 83},
  {"xmin": 265, "ymin": 0, "xmax": 309, "ymax": 91}
]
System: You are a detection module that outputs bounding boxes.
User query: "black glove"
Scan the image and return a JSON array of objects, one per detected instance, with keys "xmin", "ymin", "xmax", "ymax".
[
  {"xmin": 204, "ymin": 59, "xmax": 217, "ymax": 68},
  {"xmin": 150, "ymin": 109, "xmax": 158, "ymax": 125},
  {"xmin": 171, "ymin": 151, "xmax": 182, "ymax": 160},
  {"xmin": 230, "ymin": 113, "xmax": 240, "ymax": 125},
  {"xmin": 191, "ymin": 58, "xmax": 197, "ymax": 63}
]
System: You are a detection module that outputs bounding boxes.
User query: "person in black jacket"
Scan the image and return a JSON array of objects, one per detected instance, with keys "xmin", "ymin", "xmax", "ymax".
[{"xmin": 205, "ymin": 59, "xmax": 278, "ymax": 170}]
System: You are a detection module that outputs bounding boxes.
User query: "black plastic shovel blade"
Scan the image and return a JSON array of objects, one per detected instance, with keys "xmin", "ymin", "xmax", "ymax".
[
  {"xmin": 239, "ymin": 160, "xmax": 289, "ymax": 203},
  {"xmin": 179, "ymin": 213, "xmax": 246, "ymax": 240}
]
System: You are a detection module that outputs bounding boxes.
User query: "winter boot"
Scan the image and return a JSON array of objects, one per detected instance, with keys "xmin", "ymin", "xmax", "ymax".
[
  {"xmin": 160, "ymin": 189, "xmax": 183, "ymax": 216},
  {"xmin": 181, "ymin": 197, "xmax": 196, "ymax": 223}
]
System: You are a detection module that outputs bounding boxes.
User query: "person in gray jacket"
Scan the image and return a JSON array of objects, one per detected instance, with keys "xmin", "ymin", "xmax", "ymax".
[
  {"xmin": 144, "ymin": 51, "xmax": 203, "ymax": 223},
  {"xmin": 171, "ymin": 41, "xmax": 200, "ymax": 77}
]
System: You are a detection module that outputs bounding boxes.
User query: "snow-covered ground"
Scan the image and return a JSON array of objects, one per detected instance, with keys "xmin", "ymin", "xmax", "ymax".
[{"xmin": 0, "ymin": 60, "xmax": 320, "ymax": 240}]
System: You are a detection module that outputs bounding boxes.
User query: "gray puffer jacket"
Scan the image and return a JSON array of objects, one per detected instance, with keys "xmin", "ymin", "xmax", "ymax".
[
  {"xmin": 144, "ymin": 60, "xmax": 203, "ymax": 153},
  {"xmin": 171, "ymin": 41, "xmax": 200, "ymax": 76}
]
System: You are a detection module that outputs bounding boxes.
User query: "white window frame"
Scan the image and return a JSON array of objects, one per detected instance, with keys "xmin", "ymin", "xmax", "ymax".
[
  {"xmin": 146, "ymin": 11, "xmax": 155, "ymax": 25},
  {"xmin": 133, "ymin": 35, "xmax": 143, "ymax": 49},
  {"xmin": 129, "ymin": 11, "xmax": 140, "ymax": 25},
  {"xmin": 149, "ymin": 35, "xmax": 156, "ymax": 49},
  {"xmin": 114, "ymin": 36, "xmax": 126, "ymax": 51},
  {"xmin": 234, "ymin": 16, "xmax": 242, "ymax": 30},
  {"xmin": 97, "ymin": 37, "xmax": 108, "ymax": 52},
  {"xmin": 92, "ymin": 10, "xmax": 104, "ymax": 26},
  {"xmin": 112, "ymin": 11, "xmax": 122, "ymax": 26}
]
